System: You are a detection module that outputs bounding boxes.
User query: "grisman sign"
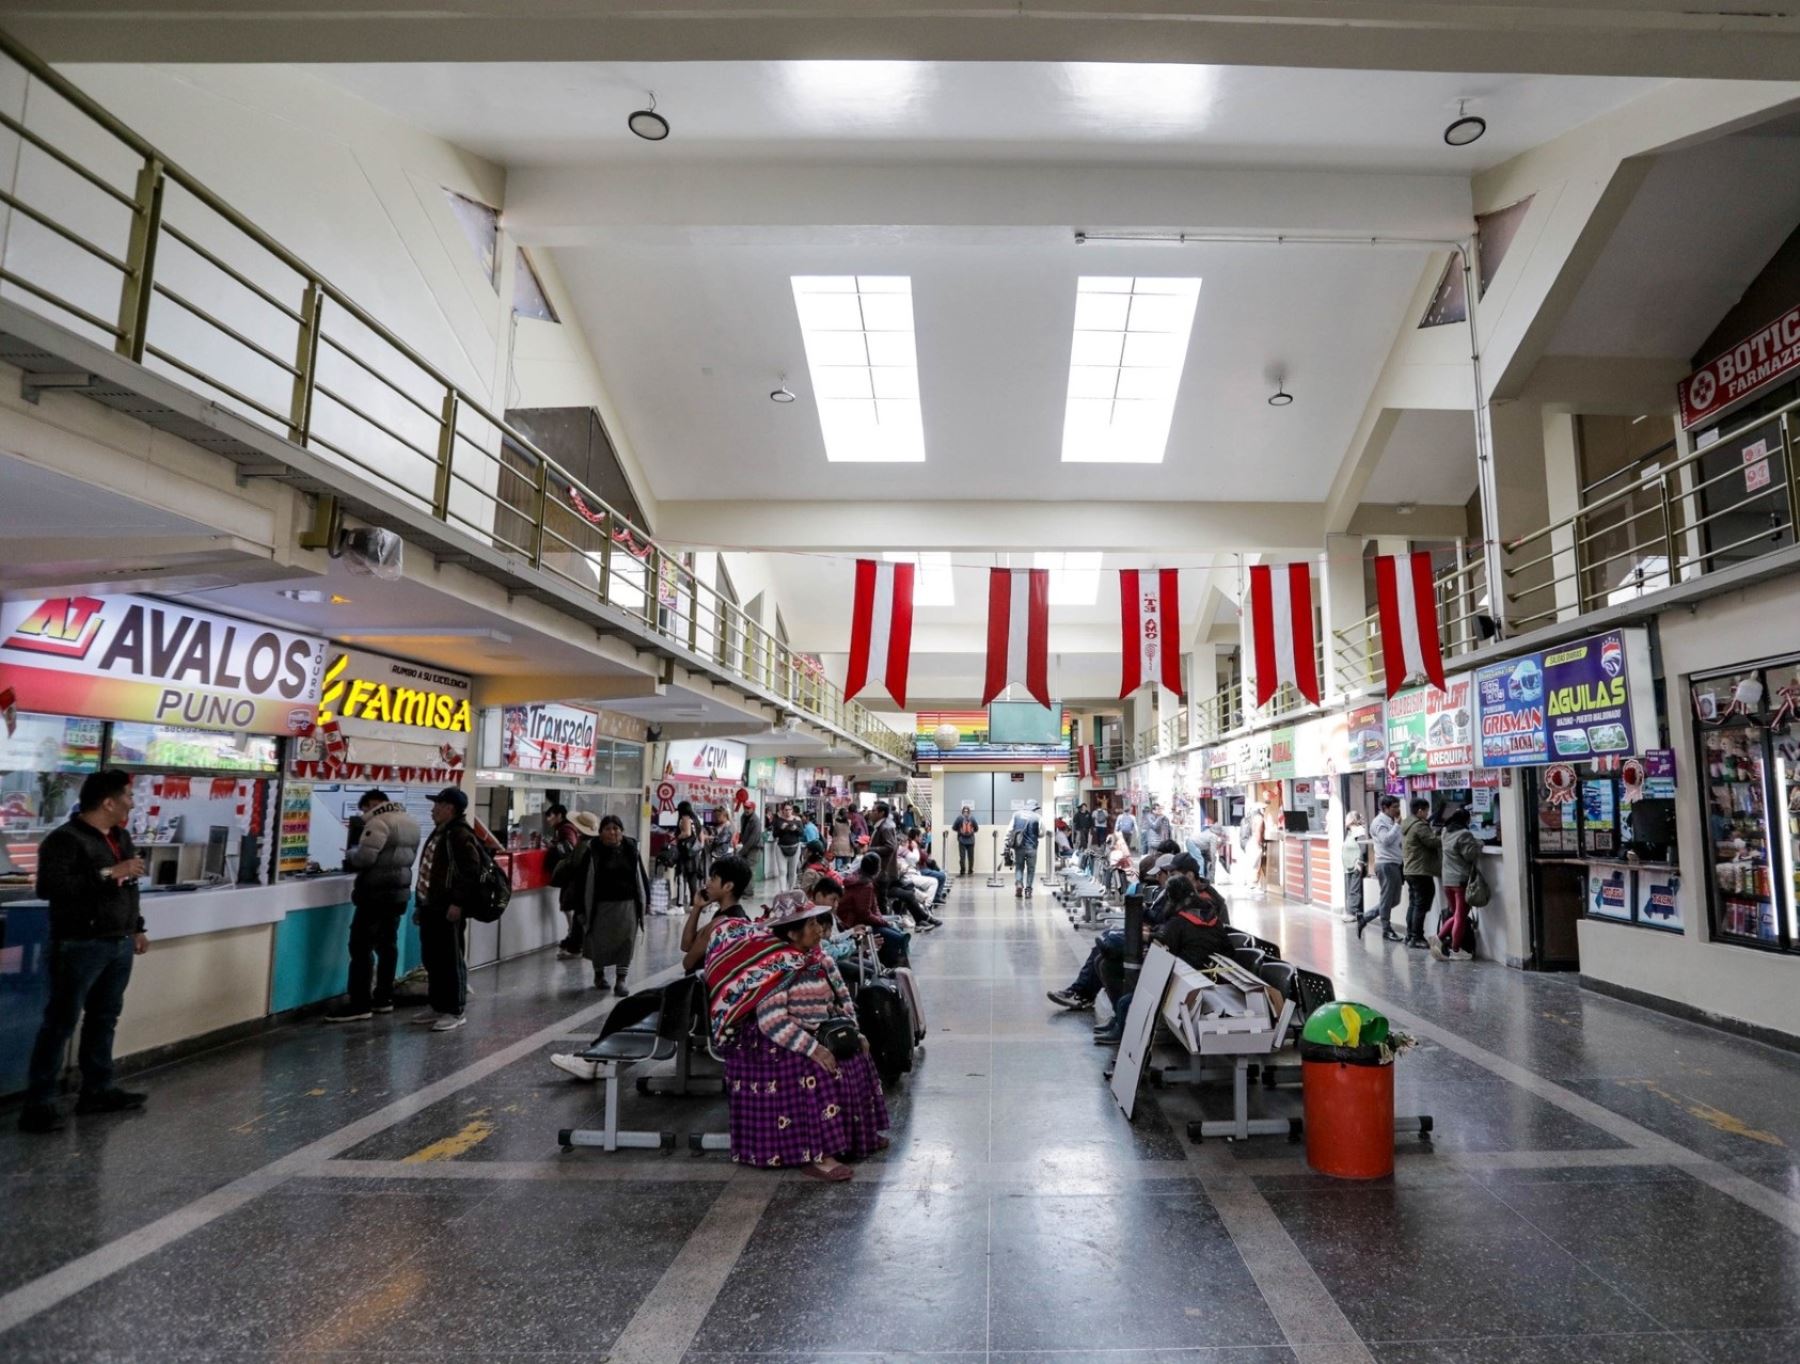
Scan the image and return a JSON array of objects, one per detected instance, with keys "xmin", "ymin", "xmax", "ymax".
[{"xmin": 0, "ymin": 594, "xmax": 325, "ymax": 735}]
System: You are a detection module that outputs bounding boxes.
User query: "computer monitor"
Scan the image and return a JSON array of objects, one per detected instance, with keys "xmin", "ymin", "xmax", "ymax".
[
  {"xmin": 204, "ymin": 825, "xmax": 231, "ymax": 879},
  {"xmin": 1629, "ymin": 798, "xmax": 1676, "ymax": 857},
  {"xmin": 1283, "ymin": 809, "xmax": 1311, "ymax": 834}
]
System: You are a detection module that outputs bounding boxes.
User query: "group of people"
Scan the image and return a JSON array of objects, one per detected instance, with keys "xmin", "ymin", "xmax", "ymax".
[{"xmin": 1346, "ymin": 795, "xmax": 1482, "ymax": 959}]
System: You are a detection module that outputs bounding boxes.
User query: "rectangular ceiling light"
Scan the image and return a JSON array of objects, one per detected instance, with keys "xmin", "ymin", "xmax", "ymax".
[
  {"xmin": 1034, "ymin": 551, "xmax": 1103, "ymax": 605},
  {"xmin": 1061, "ymin": 275, "xmax": 1201, "ymax": 464},
  {"xmin": 792, "ymin": 275, "xmax": 925, "ymax": 462},
  {"xmin": 883, "ymin": 550, "xmax": 954, "ymax": 606}
]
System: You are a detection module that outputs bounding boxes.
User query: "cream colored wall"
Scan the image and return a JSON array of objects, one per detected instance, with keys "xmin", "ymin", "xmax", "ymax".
[
  {"xmin": 114, "ymin": 924, "xmax": 274, "ymax": 1059},
  {"xmin": 930, "ymin": 764, "xmax": 1057, "ymax": 877},
  {"xmin": 1574, "ymin": 574, "xmax": 1800, "ymax": 1041}
]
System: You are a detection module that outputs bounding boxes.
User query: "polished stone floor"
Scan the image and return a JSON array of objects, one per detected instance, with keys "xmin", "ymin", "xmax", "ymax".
[{"xmin": 3, "ymin": 875, "xmax": 1799, "ymax": 1363}]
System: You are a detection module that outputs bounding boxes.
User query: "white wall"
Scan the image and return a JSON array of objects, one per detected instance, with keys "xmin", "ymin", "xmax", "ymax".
[{"xmin": 1574, "ymin": 573, "xmax": 1800, "ymax": 1042}]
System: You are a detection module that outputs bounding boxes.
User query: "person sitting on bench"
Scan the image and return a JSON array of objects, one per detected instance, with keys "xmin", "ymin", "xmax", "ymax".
[
  {"xmin": 834, "ymin": 853, "xmax": 912, "ymax": 967},
  {"xmin": 1092, "ymin": 878, "xmax": 1232, "ymax": 1046},
  {"xmin": 706, "ymin": 891, "xmax": 889, "ymax": 1182}
]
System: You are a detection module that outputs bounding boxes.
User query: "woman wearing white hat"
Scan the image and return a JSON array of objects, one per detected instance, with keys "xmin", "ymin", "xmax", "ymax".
[{"xmin": 702, "ymin": 890, "xmax": 888, "ymax": 1181}]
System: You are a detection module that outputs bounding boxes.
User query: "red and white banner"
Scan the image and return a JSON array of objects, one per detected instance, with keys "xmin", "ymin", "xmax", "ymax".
[
  {"xmin": 1678, "ymin": 301, "xmax": 1800, "ymax": 430},
  {"xmin": 845, "ymin": 558, "xmax": 915, "ymax": 708},
  {"xmin": 1077, "ymin": 743, "xmax": 1098, "ymax": 781},
  {"xmin": 1248, "ymin": 562, "xmax": 1319, "ymax": 708},
  {"xmin": 1374, "ymin": 551, "xmax": 1447, "ymax": 698},
  {"xmin": 1118, "ymin": 568, "xmax": 1182, "ymax": 699},
  {"xmin": 983, "ymin": 567, "xmax": 1050, "ymax": 706}
]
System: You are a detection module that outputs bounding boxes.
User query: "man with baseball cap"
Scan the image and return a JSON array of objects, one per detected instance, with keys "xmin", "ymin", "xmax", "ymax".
[{"xmin": 414, "ymin": 786, "xmax": 482, "ymax": 1032}]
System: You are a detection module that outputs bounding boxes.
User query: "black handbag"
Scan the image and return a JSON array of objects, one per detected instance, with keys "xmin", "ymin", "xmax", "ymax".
[{"xmin": 814, "ymin": 1016, "xmax": 863, "ymax": 1060}]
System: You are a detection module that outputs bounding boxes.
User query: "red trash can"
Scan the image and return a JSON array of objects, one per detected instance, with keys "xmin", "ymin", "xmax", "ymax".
[{"xmin": 1302, "ymin": 1058, "xmax": 1395, "ymax": 1179}]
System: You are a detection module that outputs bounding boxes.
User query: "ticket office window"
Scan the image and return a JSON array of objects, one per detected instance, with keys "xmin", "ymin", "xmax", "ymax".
[
  {"xmin": 0, "ymin": 713, "xmax": 103, "ymax": 880},
  {"xmin": 1423, "ymin": 787, "xmax": 1504, "ymax": 846}
]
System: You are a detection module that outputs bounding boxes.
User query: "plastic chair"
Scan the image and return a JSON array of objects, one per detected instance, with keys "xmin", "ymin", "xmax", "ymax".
[{"xmin": 558, "ymin": 979, "xmax": 698, "ymax": 1153}]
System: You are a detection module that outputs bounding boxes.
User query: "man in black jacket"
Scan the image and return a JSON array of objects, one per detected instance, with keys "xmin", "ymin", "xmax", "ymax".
[
  {"xmin": 327, "ymin": 789, "xmax": 423, "ymax": 1024},
  {"xmin": 19, "ymin": 770, "xmax": 150, "ymax": 1133},
  {"xmin": 414, "ymin": 787, "xmax": 484, "ymax": 1032}
]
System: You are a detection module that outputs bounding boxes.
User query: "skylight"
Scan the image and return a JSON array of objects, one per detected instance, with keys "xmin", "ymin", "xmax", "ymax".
[
  {"xmin": 791, "ymin": 275, "xmax": 925, "ymax": 463},
  {"xmin": 883, "ymin": 551, "xmax": 954, "ymax": 606},
  {"xmin": 1034, "ymin": 551, "xmax": 1103, "ymax": 605},
  {"xmin": 1060, "ymin": 276, "xmax": 1201, "ymax": 464}
]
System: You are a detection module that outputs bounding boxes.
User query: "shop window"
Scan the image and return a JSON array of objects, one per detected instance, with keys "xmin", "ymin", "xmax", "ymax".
[{"xmin": 1693, "ymin": 662, "xmax": 1800, "ymax": 953}]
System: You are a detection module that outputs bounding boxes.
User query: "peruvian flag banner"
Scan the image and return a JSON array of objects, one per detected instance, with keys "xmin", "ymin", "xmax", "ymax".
[
  {"xmin": 1374, "ymin": 550, "xmax": 1447, "ymax": 697},
  {"xmin": 1077, "ymin": 743, "xmax": 1099, "ymax": 782},
  {"xmin": 1248, "ymin": 562, "xmax": 1320, "ymax": 708},
  {"xmin": 844, "ymin": 558, "xmax": 915, "ymax": 708},
  {"xmin": 1118, "ymin": 568, "xmax": 1183, "ymax": 700},
  {"xmin": 983, "ymin": 567, "xmax": 1051, "ymax": 706}
]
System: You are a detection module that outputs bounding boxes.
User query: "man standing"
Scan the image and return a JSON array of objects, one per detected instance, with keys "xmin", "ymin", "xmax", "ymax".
[
  {"xmin": 737, "ymin": 800, "xmax": 763, "ymax": 887},
  {"xmin": 1357, "ymin": 795, "xmax": 1406, "ymax": 942},
  {"xmin": 953, "ymin": 802, "xmax": 979, "ymax": 877},
  {"xmin": 1010, "ymin": 800, "xmax": 1043, "ymax": 899},
  {"xmin": 1115, "ymin": 805, "xmax": 1136, "ymax": 854},
  {"xmin": 770, "ymin": 801, "xmax": 805, "ymax": 892},
  {"xmin": 327, "ymin": 789, "xmax": 421, "ymax": 1023},
  {"xmin": 1142, "ymin": 801, "xmax": 1172, "ymax": 853},
  {"xmin": 540, "ymin": 802, "xmax": 581, "ymax": 957},
  {"xmin": 19, "ymin": 770, "xmax": 150, "ymax": 1133},
  {"xmin": 1072, "ymin": 801, "xmax": 1092, "ymax": 852},
  {"xmin": 1401, "ymin": 798, "xmax": 1442, "ymax": 950},
  {"xmin": 415, "ymin": 787, "xmax": 484, "ymax": 1032},
  {"xmin": 1089, "ymin": 800, "xmax": 1110, "ymax": 868}
]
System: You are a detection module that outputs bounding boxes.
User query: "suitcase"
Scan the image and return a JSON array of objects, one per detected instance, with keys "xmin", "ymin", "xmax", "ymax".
[
  {"xmin": 857, "ymin": 981, "xmax": 914, "ymax": 1086},
  {"xmin": 891, "ymin": 966, "xmax": 927, "ymax": 1045}
]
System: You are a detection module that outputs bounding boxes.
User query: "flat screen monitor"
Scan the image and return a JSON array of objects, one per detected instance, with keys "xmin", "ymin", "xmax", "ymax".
[
  {"xmin": 987, "ymin": 700, "xmax": 1064, "ymax": 746},
  {"xmin": 205, "ymin": 825, "xmax": 231, "ymax": 879},
  {"xmin": 1629, "ymin": 797, "xmax": 1676, "ymax": 854},
  {"xmin": 1283, "ymin": 809, "xmax": 1311, "ymax": 834}
]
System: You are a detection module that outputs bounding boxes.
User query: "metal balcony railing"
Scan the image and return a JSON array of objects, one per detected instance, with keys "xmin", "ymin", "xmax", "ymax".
[{"xmin": 0, "ymin": 30, "xmax": 908, "ymax": 764}]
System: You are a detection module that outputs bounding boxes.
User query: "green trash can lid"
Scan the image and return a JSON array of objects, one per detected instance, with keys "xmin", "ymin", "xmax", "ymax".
[{"xmin": 1301, "ymin": 1001, "xmax": 1389, "ymax": 1049}]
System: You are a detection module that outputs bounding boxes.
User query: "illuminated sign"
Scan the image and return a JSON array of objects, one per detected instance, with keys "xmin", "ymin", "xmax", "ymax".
[
  {"xmin": 0, "ymin": 594, "xmax": 325, "ymax": 734},
  {"xmin": 318, "ymin": 650, "xmax": 472, "ymax": 735},
  {"xmin": 502, "ymin": 702, "xmax": 599, "ymax": 775},
  {"xmin": 664, "ymin": 738, "xmax": 748, "ymax": 782}
]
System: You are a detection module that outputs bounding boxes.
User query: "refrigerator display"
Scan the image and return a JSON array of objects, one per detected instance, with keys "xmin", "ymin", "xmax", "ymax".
[
  {"xmin": 1703, "ymin": 728, "xmax": 1778, "ymax": 944},
  {"xmin": 1774, "ymin": 731, "xmax": 1800, "ymax": 945}
]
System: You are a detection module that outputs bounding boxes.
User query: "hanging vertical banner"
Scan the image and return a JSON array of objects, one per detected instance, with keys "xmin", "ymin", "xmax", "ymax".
[
  {"xmin": 1118, "ymin": 568, "xmax": 1183, "ymax": 699},
  {"xmin": 844, "ymin": 558, "xmax": 915, "ymax": 708},
  {"xmin": 1248, "ymin": 562, "xmax": 1319, "ymax": 707},
  {"xmin": 1374, "ymin": 551, "xmax": 1447, "ymax": 698},
  {"xmin": 983, "ymin": 567, "xmax": 1050, "ymax": 706}
]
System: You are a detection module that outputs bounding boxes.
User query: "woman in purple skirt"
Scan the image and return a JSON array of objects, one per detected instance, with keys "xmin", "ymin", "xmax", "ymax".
[{"xmin": 704, "ymin": 892, "xmax": 889, "ymax": 1182}]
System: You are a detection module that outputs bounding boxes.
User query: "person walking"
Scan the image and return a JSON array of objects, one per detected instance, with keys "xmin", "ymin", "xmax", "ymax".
[
  {"xmin": 1142, "ymin": 801, "xmax": 1172, "ymax": 853},
  {"xmin": 673, "ymin": 801, "xmax": 704, "ymax": 905},
  {"xmin": 1434, "ymin": 808, "xmax": 1481, "ymax": 961},
  {"xmin": 559, "ymin": 812, "xmax": 649, "ymax": 994},
  {"xmin": 771, "ymin": 801, "xmax": 805, "ymax": 892},
  {"xmin": 1089, "ymin": 801, "xmax": 1110, "ymax": 870},
  {"xmin": 827, "ymin": 806, "xmax": 855, "ymax": 873},
  {"xmin": 327, "ymin": 788, "xmax": 421, "ymax": 1023},
  {"xmin": 1357, "ymin": 795, "xmax": 1406, "ymax": 942},
  {"xmin": 1340, "ymin": 812, "xmax": 1367, "ymax": 926},
  {"xmin": 737, "ymin": 800, "xmax": 764, "ymax": 888},
  {"xmin": 1072, "ymin": 801, "xmax": 1093, "ymax": 853},
  {"xmin": 1115, "ymin": 805, "xmax": 1136, "ymax": 854},
  {"xmin": 1010, "ymin": 800, "xmax": 1043, "ymax": 899},
  {"xmin": 18, "ymin": 770, "xmax": 150, "ymax": 1133},
  {"xmin": 1245, "ymin": 804, "xmax": 1271, "ymax": 896},
  {"xmin": 540, "ymin": 802, "xmax": 583, "ymax": 958},
  {"xmin": 1402, "ymin": 798, "xmax": 1442, "ymax": 950},
  {"xmin": 414, "ymin": 786, "xmax": 484, "ymax": 1032},
  {"xmin": 952, "ymin": 802, "xmax": 979, "ymax": 877}
]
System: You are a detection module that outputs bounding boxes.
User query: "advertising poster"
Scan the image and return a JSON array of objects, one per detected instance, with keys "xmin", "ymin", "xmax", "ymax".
[
  {"xmin": 1637, "ymin": 872, "xmax": 1682, "ymax": 930},
  {"xmin": 1386, "ymin": 689, "xmax": 1430, "ymax": 776},
  {"xmin": 1424, "ymin": 676, "xmax": 1473, "ymax": 771},
  {"xmin": 501, "ymin": 702, "xmax": 599, "ymax": 775},
  {"xmin": 1586, "ymin": 867, "xmax": 1631, "ymax": 920},
  {"xmin": 1268, "ymin": 727, "xmax": 1296, "ymax": 781},
  {"xmin": 1543, "ymin": 629, "xmax": 1649, "ymax": 760},
  {"xmin": 1346, "ymin": 703, "xmax": 1385, "ymax": 769},
  {"xmin": 1475, "ymin": 655, "xmax": 1548, "ymax": 767}
]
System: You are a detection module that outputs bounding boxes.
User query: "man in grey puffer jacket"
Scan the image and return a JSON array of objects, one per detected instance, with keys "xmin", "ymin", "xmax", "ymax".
[{"xmin": 327, "ymin": 789, "xmax": 422, "ymax": 1023}]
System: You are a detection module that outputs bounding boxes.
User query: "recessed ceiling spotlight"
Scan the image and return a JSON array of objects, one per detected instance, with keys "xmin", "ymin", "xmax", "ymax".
[
  {"xmin": 627, "ymin": 94, "xmax": 669, "ymax": 142},
  {"xmin": 770, "ymin": 373, "xmax": 797, "ymax": 404},
  {"xmin": 1444, "ymin": 99, "xmax": 1486, "ymax": 148},
  {"xmin": 1267, "ymin": 381, "xmax": 1294, "ymax": 408}
]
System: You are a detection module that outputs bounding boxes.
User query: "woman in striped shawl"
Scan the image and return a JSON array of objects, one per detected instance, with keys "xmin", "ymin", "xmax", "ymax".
[{"xmin": 703, "ymin": 891, "xmax": 888, "ymax": 1181}]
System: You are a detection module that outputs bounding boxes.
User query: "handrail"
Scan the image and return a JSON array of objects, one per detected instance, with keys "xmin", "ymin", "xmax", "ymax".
[{"xmin": 0, "ymin": 28, "xmax": 909, "ymax": 764}]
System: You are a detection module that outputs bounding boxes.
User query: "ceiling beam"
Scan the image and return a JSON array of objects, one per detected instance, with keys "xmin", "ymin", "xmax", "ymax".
[
  {"xmin": 14, "ymin": 2, "xmax": 1800, "ymax": 79},
  {"xmin": 658, "ymin": 499, "xmax": 1326, "ymax": 554}
]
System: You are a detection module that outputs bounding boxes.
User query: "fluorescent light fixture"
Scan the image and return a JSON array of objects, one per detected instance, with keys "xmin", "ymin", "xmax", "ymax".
[
  {"xmin": 791, "ymin": 275, "xmax": 925, "ymax": 463},
  {"xmin": 1033, "ymin": 551, "xmax": 1103, "ymax": 605},
  {"xmin": 1060, "ymin": 276, "xmax": 1200, "ymax": 464},
  {"xmin": 883, "ymin": 550, "xmax": 954, "ymax": 606}
]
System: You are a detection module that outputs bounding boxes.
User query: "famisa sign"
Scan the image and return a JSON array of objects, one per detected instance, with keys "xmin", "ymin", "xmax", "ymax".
[
  {"xmin": 318, "ymin": 649, "xmax": 472, "ymax": 736},
  {"xmin": 1679, "ymin": 301, "xmax": 1800, "ymax": 430},
  {"xmin": 0, "ymin": 594, "xmax": 326, "ymax": 734}
]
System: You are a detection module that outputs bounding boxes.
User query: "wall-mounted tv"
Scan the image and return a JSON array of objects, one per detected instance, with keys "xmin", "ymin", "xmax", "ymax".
[{"xmin": 987, "ymin": 700, "xmax": 1064, "ymax": 746}]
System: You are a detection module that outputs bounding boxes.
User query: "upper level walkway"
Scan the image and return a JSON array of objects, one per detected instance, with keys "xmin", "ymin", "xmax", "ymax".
[{"xmin": 4, "ymin": 877, "xmax": 1797, "ymax": 1362}]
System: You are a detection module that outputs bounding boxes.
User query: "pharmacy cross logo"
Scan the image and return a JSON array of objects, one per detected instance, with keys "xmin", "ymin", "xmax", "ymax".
[{"xmin": 2, "ymin": 596, "xmax": 106, "ymax": 660}]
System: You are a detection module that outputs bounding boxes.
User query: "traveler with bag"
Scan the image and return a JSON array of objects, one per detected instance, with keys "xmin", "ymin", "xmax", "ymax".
[
  {"xmin": 704, "ymin": 892, "xmax": 889, "ymax": 1182},
  {"xmin": 1401, "ymin": 798, "xmax": 1442, "ymax": 950},
  {"xmin": 1434, "ymin": 807, "xmax": 1483, "ymax": 961},
  {"xmin": 327, "ymin": 789, "xmax": 421, "ymax": 1023},
  {"xmin": 555, "ymin": 812, "xmax": 649, "ymax": 995},
  {"xmin": 414, "ymin": 787, "xmax": 486, "ymax": 1032},
  {"xmin": 1356, "ymin": 796, "xmax": 1406, "ymax": 943},
  {"xmin": 1010, "ymin": 800, "xmax": 1043, "ymax": 899},
  {"xmin": 953, "ymin": 803, "xmax": 979, "ymax": 877}
]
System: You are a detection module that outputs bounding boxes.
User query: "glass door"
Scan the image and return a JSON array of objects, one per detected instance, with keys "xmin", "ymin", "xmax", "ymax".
[{"xmin": 1703, "ymin": 727, "xmax": 1780, "ymax": 945}]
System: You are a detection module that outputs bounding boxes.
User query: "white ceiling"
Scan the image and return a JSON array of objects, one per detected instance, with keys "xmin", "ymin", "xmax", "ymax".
[
  {"xmin": 0, "ymin": 451, "xmax": 210, "ymax": 537},
  {"xmin": 1362, "ymin": 409, "xmax": 1480, "ymax": 506},
  {"xmin": 1549, "ymin": 124, "xmax": 1800, "ymax": 361},
  {"xmin": 310, "ymin": 61, "xmax": 1662, "ymax": 173},
  {"xmin": 552, "ymin": 233, "xmax": 1426, "ymax": 503}
]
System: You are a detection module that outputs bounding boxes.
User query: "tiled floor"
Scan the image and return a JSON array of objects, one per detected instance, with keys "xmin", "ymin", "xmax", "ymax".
[{"xmin": 2, "ymin": 877, "xmax": 1798, "ymax": 1364}]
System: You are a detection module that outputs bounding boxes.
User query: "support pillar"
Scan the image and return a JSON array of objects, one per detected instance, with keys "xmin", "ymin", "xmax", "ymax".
[{"xmin": 1542, "ymin": 409, "xmax": 1584, "ymax": 621}]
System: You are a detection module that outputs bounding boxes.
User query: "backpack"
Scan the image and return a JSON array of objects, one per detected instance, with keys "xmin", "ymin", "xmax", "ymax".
[{"xmin": 465, "ymin": 834, "xmax": 513, "ymax": 923}]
